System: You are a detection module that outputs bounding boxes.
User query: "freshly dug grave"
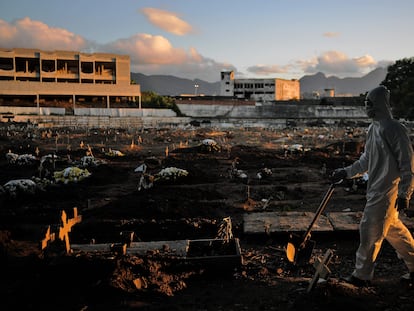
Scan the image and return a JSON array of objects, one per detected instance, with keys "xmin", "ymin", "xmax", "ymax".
[{"xmin": 0, "ymin": 124, "xmax": 413, "ymax": 310}]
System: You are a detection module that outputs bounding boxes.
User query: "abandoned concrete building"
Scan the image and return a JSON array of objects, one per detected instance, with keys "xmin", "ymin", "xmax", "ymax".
[
  {"xmin": 0, "ymin": 48, "xmax": 141, "ymax": 114},
  {"xmin": 219, "ymin": 70, "xmax": 300, "ymax": 101}
]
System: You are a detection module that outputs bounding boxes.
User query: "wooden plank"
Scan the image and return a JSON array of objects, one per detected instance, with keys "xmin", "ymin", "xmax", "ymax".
[
  {"xmin": 243, "ymin": 211, "xmax": 333, "ymax": 235},
  {"xmin": 127, "ymin": 240, "xmax": 189, "ymax": 256},
  {"xmin": 326, "ymin": 212, "xmax": 362, "ymax": 231},
  {"xmin": 71, "ymin": 240, "xmax": 189, "ymax": 256}
]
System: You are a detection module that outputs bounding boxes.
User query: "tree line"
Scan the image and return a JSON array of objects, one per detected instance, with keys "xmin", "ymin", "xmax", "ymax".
[{"xmin": 381, "ymin": 57, "xmax": 414, "ymax": 120}]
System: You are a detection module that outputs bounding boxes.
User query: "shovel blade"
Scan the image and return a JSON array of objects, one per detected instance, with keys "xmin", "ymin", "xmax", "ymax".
[
  {"xmin": 286, "ymin": 233, "xmax": 302, "ymax": 263},
  {"xmin": 286, "ymin": 240, "xmax": 297, "ymax": 263},
  {"xmin": 286, "ymin": 234, "xmax": 316, "ymax": 265}
]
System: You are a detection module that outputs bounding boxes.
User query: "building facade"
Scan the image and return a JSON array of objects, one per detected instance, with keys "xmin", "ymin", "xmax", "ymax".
[
  {"xmin": 220, "ymin": 70, "xmax": 300, "ymax": 101},
  {"xmin": 0, "ymin": 48, "xmax": 141, "ymax": 113}
]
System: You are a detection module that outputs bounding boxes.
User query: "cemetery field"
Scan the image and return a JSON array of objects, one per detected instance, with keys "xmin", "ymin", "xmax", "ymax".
[{"xmin": 1, "ymin": 123, "xmax": 413, "ymax": 310}]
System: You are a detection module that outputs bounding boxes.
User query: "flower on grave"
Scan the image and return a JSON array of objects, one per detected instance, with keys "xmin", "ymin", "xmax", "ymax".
[
  {"xmin": 53, "ymin": 167, "xmax": 91, "ymax": 184},
  {"xmin": 201, "ymin": 139, "xmax": 221, "ymax": 152},
  {"xmin": 79, "ymin": 156, "xmax": 105, "ymax": 167},
  {"xmin": 6, "ymin": 152, "xmax": 37, "ymax": 165},
  {"xmin": 154, "ymin": 167, "xmax": 189, "ymax": 182},
  {"xmin": 3, "ymin": 179, "xmax": 37, "ymax": 198},
  {"xmin": 105, "ymin": 148, "xmax": 125, "ymax": 157}
]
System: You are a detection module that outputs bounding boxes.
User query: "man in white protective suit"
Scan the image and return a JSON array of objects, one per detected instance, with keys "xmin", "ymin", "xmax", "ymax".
[{"xmin": 331, "ymin": 85, "xmax": 414, "ymax": 287}]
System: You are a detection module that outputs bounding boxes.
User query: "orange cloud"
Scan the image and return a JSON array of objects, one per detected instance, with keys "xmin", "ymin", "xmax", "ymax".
[
  {"xmin": 108, "ymin": 33, "xmax": 188, "ymax": 64},
  {"xmin": 0, "ymin": 17, "xmax": 86, "ymax": 51},
  {"xmin": 140, "ymin": 7, "xmax": 193, "ymax": 36},
  {"xmin": 106, "ymin": 34, "xmax": 234, "ymax": 82},
  {"xmin": 354, "ymin": 54, "xmax": 376, "ymax": 67},
  {"xmin": 298, "ymin": 50, "xmax": 378, "ymax": 76},
  {"xmin": 323, "ymin": 32, "xmax": 340, "ymax": 38}
]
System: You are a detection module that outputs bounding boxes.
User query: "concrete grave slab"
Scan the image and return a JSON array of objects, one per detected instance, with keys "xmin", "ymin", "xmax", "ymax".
[
  {"xmin": 243, "ymin": 211, "xmax": 333, "ymax": 235},
  {"xmin": 242, "ymin": 211, "xmax": 414, "ymax": 235},
  {"xmin": 326, "ymin": 212, "xmax": 363, "ymax": 231},
  {"xmin": 327, "ymin": 211, "xmax": 414, "ymax": 231}
]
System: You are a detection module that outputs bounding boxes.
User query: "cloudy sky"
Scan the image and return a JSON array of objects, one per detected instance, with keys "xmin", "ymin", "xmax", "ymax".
[{"xmin": 0, "ymin": 0, "xmax": 413, "ymax": 82}]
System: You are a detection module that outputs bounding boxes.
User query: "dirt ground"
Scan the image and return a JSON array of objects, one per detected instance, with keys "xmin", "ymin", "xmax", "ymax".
[{"xmin": 0, "ymin": 122, "xmax": 413, "ymax": 310}]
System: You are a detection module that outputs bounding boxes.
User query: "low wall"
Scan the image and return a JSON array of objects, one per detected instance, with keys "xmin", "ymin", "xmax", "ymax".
[
  {"xmin": 177, "ymin": 102, "xmax": 367, "ymax": 119},
  {"xmin": 0, "ymin": 107, "xmax": 176, "ymax": 117},
  {"xmin": 74, "ymin": 108, "xmax": 176, "ymax": 117},
  {"xmin": 1, "ymin": 102, "xmax": 370, "ymax": 129}
]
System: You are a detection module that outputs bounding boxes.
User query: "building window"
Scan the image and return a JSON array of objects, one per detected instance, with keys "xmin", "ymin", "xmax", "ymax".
[
  {"xmin": 81, "ymin": 62, "xmax": 94, "ymax": 74},
  {"xmin": 0, "ymin": 57, "xmax": 14, "ymax": 70},
  {"xmin": 41, "ymin": 60, "xmax": 55, "ymax": 72}
]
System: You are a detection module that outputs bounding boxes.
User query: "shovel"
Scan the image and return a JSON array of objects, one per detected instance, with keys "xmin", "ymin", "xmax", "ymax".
[{"xmin": 286, "ymin": 182, "xmax": 336, "ymax": 265}]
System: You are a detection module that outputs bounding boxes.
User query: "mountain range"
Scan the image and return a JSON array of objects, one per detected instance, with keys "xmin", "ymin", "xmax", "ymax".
[{"xmin": 131, "ymin": 67, "xmax": 387, "ymax": 97}]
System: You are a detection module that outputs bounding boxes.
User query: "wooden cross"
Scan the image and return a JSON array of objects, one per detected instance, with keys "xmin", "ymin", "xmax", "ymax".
[
  {"xmin": 40, "ymin": 207, "xmax": 82, "ymax": 253},
  {"xmin": 307, "ymin": 249, "xmax": 333, "ymax": 292}
]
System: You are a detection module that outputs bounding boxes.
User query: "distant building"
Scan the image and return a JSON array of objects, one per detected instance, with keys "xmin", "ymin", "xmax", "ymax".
[
  {"xmin": 0, "ymin": 48, "xmax": 141, "ymax": 112},
  {"xmin": 324, "ymin": 88, "xmax": 335, "ymax": 97},
  {"xmin": 220, "ymin": 70, "xmax": 300, "ymax": 101}
]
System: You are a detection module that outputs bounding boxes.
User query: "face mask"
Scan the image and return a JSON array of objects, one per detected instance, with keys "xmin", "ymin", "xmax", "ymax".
[{"xmin": 365, "ymin": 98, "xmax": 375, "ymax": 118}]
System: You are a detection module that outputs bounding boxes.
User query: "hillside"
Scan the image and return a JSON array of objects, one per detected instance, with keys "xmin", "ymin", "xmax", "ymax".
[
  {"xmin": 299, "ymin": 67, "xmax": 387, "ymax": 97},
  {"xmin": 131, "ymin": 67, "xmax": 387, "ymax": 97}
]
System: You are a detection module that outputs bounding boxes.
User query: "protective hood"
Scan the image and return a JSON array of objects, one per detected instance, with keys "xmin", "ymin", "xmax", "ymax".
[{"xmin": 366, "ymin": 86, "xmax": 393, "ymax": 120}]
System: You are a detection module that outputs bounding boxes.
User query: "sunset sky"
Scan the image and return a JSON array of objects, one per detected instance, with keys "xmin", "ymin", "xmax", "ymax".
[{"xmin": 1, "ymin": 0, "xmax": 413, "ymax": 82}]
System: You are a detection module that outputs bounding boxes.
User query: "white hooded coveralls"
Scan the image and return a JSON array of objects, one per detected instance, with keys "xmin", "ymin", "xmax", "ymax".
[{"xmin": 343, "ymin": 86, "xmax": 414, "ymax": 280}]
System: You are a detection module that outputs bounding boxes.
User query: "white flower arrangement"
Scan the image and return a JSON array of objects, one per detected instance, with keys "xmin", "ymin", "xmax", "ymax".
[
  {"xmin": 202, "ymin": 139, "xmax": 217, "ymax": 146},
  {"xmin": 31, "ymin": 176, "xmax": 52, "ymax": 190},
  {"xmin": 53, "ymin": 167, "xmax": 91, "ymax": 184},
  {"xmin": 5, "ymin": 152, "xmax": 18, "ymax": 164},
  {"xmin": 3, "ymin": 179, "xmax": 38, "ymax": 198},
  {"xmin": 79, "ymin": 156, "xmax": 105, "ymax": 167},
  {"xmin": 6, "ymin": 152, "xmax": 37, "ymax": 165},
  {"xmin": 105, "ymin": 149, "xmax": 125, "ymax": 157},
  {"xmin": 200, "ymin": 139, "xmax": 221, "ymax": 152},
  {"xmin": 288, "ymin": 144, "xmax": 304, "ymax": 152},
  {"xmin": 154, "ymin": 167, "xmax": 189, "ymax": 182}
]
